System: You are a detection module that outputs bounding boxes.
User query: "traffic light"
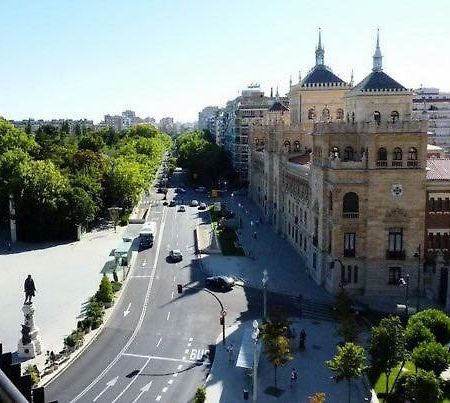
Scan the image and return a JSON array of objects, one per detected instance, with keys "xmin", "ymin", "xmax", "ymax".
[{"xmin": 177, "ymin": 284, "xmax": 182, "ymax": 294}]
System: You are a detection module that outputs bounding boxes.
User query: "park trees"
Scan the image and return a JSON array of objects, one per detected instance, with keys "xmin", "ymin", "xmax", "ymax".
[
  {"xmin": 412, "ymin": 340, "xmax": 450, "ymax": 376},
  {"xmin": 326, "ymin": 342, "xmax": 367, "ymax": 403}
]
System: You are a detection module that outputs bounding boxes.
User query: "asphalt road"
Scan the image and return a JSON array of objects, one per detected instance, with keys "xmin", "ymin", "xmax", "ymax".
[{"xmin": 45, "ymin": 172, "xmax": 253, "ymax": 403}]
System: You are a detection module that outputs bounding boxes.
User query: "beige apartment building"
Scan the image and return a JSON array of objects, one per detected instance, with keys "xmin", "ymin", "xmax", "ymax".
[{"xmin": 249, "ymin": 31, "xmax": 435, "ymax": 300}]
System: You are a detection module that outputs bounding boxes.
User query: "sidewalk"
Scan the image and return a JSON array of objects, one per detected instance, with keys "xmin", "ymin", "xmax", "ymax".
[
  {"xmin": 200, "ymin": 195, "xmax": 332, "ymax": 302},
  {"xmin": 205, "ymin": 319, "xmax": 371, "ymax": 403}
]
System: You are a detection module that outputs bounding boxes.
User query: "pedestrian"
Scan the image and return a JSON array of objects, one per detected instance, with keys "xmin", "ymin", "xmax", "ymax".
[
  {"xmin": 7, "ymin": 241, "xmax": 11, "ymax": 252},
  {"xmin": 226, "ymin": 343, "xmax": 234, "ymax": 363},
  {"xmin": 290, "ymin": 368, "xmax": 298, "ymax": 387},
  {"xmin": 24, "ymin": 274, "xmax": 37, "ymax": 304},
  {"xmin": 253, "ymin": 231, "xmax": 257, "ymax": 239}
]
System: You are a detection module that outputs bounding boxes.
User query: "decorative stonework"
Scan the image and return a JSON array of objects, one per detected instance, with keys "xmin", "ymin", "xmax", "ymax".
[
  {"xmin": 17, "ymin": 303, "xmax": 42, "ymax": 359},
  {"xmin": 383, "ymin": 208, "xmax": 409, "ymax": 224}
]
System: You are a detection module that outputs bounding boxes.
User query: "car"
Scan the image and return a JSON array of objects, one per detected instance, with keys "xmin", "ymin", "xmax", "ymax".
[
  {"xmin": 163, "ymin": 201, "xmax": 168, "ymax": 206},
  {"xmin": 169, "ymin": 249, "xmax": 183, "ymax": 262},
  {"xmin": 205, "ymin": 276, "xmax": 235, "ymax": 291},
  {"xmin": 198, "ymin": 202, "xmax": 207, "ymax": 210},
  {"xmin": 169, "ymin": 200, "xmax": 176, "ymax": 207},
  {"xmin": 190, "ymin": 199, "xmax": 199, "ymax": 207},
  {"xmin": 178, "ymin": 205, "xmax": 186, "ymax": 212}
]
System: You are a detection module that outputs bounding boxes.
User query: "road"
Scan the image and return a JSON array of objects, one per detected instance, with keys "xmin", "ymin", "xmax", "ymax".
[{"xmin": 45, "ymin": 172, "xmax": 252, "ymax": 402}]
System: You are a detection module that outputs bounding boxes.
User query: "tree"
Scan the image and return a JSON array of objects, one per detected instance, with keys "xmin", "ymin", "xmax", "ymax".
[
  {"xmin": 309, "ymin": 392, "xmax": 326, "ymax": 403},
  {"xmin": 194, "ymin": 386, "xmax": 206, "ymax": 403},
  {"xmin": 412, "ymin": 341, "xmax": 450, "ymax": 376},
  {"xmin": 64, "ymin": 186, "xmax": 98, "ymax": 226},
  {"xmin": 404, "ymin": 320, "xmax": 435, "ymax": 351},
  {"xmin": 326, "ymin": 342, "xmax": 367, "ymax": 403},
  {"xmin": 97, "ymin": 274, "xmax": 113, "ymax": 304},
  {"xmin": 401, "ymin": 369, "xmax": 442, "ymax": 403},
  {"xmin": 78, "ymin": 131, "xmax": 105, "ymax": 153},
  {"xmin": 408, "ymin": 308, "xmax": 450, "ymax": 345},
  {"xmin": 24, "ymin": 364, "xmax": 40, "ymax": 386},
  {"xmin": 369, "ymin": 316, "xmax": 406, "ymax": 399},
  {"xmin": 262, "ymin": 319, "xmax": 293, "ymax": 388}
]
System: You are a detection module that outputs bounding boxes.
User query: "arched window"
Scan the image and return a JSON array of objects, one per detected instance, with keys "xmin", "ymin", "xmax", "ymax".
[
  {"xmin": 374, "ymin": 111, "xmax": 381, "ymax": 125},
  {"xmin": 330, "ymin": 146, "xmax": 340, "ymax": 159},
  {"xmin": 322, "ymin": 108, "xmax": 330, "ymax": 119},
  {"xmin": 391, "ymin": 111, "xmax": 400, "ymax": 123},
  {"xmin": 343, "ymin": 146, "xmax": 354, "ymax": 161},
  {"xmin": 308, "ymin": 108, "xmax": 315, "ymax": 120},
  {"xmin": 393, "ymin": 147, "xmax": 402, "ymax": 160},
  {"xmin": 343, "ymin": 192, "xmax": 359, "ymax": 218},
  {"xmin": 284, "ymin": 141, "xmax": 291, "ymax": 152},
  {"xmin": 408, "ymin": 147, "xmax": 417, "ymax": 160},
  {"xmin": 336, "ymin": 108, "xmax": 344, "ymax": 120},
  {"xmin": 378, "ymin": 147, "xmax": 387, "ymax": 161},
  {"xmin": 293, "ymin": 141, "xmax": 301, "ymax": 152}
]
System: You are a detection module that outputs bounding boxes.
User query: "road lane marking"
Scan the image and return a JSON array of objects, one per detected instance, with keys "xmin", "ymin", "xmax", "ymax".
[
  {"xmin": 123, "ymin": 353, "xmax": 151, "ymax": 359},
  {"xmin": 131, "ymin": 381, "xmax": 152, "ymax": 403},
  {"xmin": 184, "ymin": 349, "xmax": 189, "ymax": 354},
  {"xmin": 70, "ymin": 207, "xmax": 169, "ymax": 403},
  {"xmin": 123, "ymin": 353, "xmax": 202, "ymax": 364},
  {"xmin": 167, "ymin": 311, "xmax": 171, "ymax": 320},
  {"xmin": 157, "ymin": 337, "xmax": 162, "ymax": 347},
  {"xmin": 123, "ymin": 303, "xmax": 131, "ymax": 317},
  {"xmin": 162, "ymin": 387, "xmax": 168, "ymax": 393},
  {"xmin": 130, "ymin": 275, "xmax": 152, "ymax": 278},
  {"xmin": 177, "ymin": 364, "xmax": 183, "ymax": 370},
  {"xmin": 173, "ymin": 275, "xmax": 176, "ymax": 282},
  {"xmin": 92, "ymin": 376, "xmax": 118, "ymax": 402},
  {"xmin": 182, "ymin": 356, "xmax": 186, "ymax": 360},
  {"xmin": 168, "ymin": 379, "xmax": 174, "ymax": 385},
  {"xmin": 187, "ymin": 343, "xmax": 191, "ymax": 347},
  {"xmin": 111, "ymin": 357, "xmax": 151, "ymax": 403},
  {"xmin": 173, "ymin": 373, "xmax": 178, "ymax": 377},
  {"xmin": 156, "ymin": 396, "xmax": 161, "ymax": 401},
  {"xmin": 171, "ymin": 291, "xmax": 174, "ymax": 299},
  {"xmin": 189, "ymin": 337, "xmax": 193, "ymax": 341}
]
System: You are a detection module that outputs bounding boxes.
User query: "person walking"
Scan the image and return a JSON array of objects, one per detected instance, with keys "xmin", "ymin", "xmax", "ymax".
[
  {"xmin": 290, "ymin": 368, "xmax": 298, "ymax": 388},
  {"xmin": 226, "ymin": 343, "xmax": 234, "ymax": 363},
  {"xmin": 24, "ymin": 274, "xmax": 37, "ymax": 304}
]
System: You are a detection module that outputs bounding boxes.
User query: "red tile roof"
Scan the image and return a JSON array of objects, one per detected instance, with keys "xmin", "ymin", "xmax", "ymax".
[{"xmin": 427, "ymin": 159, "xmax": 450, "ymax": 180}]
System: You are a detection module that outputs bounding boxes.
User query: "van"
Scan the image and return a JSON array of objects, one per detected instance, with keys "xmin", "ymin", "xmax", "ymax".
[{"xmin": 139, "ymin": 221, "xmax": 157, "ymax": 249}]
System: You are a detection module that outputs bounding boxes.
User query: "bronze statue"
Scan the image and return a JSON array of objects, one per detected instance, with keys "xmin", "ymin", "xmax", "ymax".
[{"xmin": 24, "ymin": 275, "xmax": 36, "ymax": 304}]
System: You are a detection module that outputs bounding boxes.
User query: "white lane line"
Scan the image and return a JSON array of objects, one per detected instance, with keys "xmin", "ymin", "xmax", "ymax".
[
  {"xmin": 177, "ymin": 364, "xmax": 183, "ymax": 370},
  {"xmin": 168, "ymin": 379, "xmax": 174, "ymax": 385},
  {"xmin": 157, "ymin": 337, "xmax": 162, "ymax": 347},
  {"xmin": 182, "ymin": 356, "xmax": 186, "ymax": 361},
  {"xmin": 92, "ymin": 377, "xmax": 118, "ymax": 402},
  {"xmin": 162, "ymin": 387, "xmax": 168, "ymax": 393},
  {"xmin": 156, "ymin": 396, "xmax": 161, "ymax": 401},
  {"xmin": 187, "ymin": 343, "xmax": 191, "ymax": 347},
  {"xmin": 171, "ymin": 291, "xmax": 174, "ymax": 299},
  {"xmin": 189, "ymin": 337, "xmax": 193, "ymax": 341},
  {"xmin": 173, "ymin": 373, "xmax": 178, "ymax": 377},
  {"xmin": 131, "ymin": 381, "xmax": 152, "ymax": 403},
  {"xmin": 70, "ymin": 207, "xmax": 169, "ymax": 403},
  {"xmin": 184, "ymin": 349, "xmax": 189, "ymax": 354},
  {"xmin": 123, "ymin": 353, "xmax": 151, "ymax": 359},
  {"xmin": 167, "ymin": 311, "xmax": 171, "ymax": 321},
  {"xmin": 173, "ymin": 275, "xmax": 176, "ymax": 282},
  {"xmin": 130, "ymin": 275, "xmax": 152, "ymax": 278},
  {"xmin": 111, "ymin": 357, "xmax": 151, "ymax": 403}
]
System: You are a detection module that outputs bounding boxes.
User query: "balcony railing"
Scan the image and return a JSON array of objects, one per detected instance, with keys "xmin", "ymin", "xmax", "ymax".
[
  {"xmin": 376, "ymin": 160, "xmax": 388, "ymax": 167},
  {"xmin": 344, "ymin": 249, "xmax": 356, "ymax": 257},
  {"xmin": 386, "ymin": 250, "xmax": 406, "ymax": 260},
  {"xmin": 391, "ymin": 160, "xmax": 403, "ymax": 167},
  {"xmin": 343, "ymin": 212, "xmax": 359, "ymax": 219},
  {"xmin": 407, "ymin": 160, "xmax": 419, "ymax": 167}
]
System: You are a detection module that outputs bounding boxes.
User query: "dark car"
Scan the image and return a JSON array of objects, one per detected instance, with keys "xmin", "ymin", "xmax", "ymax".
[
  {"xmin": 169, "ymin": 200, "xmax": 176, "ymax": 207},
  {"xmin": 205, "ymin": 276, "xmax": 235, "ymax": 291}
]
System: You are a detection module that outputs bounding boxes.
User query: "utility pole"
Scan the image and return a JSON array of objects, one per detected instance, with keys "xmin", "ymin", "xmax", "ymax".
[{"xmin": 415, "ymin": 244, "xmax": 422, "ymax": 312}]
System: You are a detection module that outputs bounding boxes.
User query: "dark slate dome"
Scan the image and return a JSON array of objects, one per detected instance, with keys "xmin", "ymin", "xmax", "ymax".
[
  {"xmin": 269, "ymin": 101, "xmax": 289, "ymax": 112},
  {"xmin": 353, "ymin": 70, "xmax": 407, "ymax": 92},
  {"xmin": 302, "ymin": 65, "xmax": 345, "ymax": 86}
]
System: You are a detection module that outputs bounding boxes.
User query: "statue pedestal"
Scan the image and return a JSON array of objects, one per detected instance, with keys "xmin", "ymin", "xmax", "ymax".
[{"xmin": 17, "ymin": 303, "xmax": 42, "ymax": 359}]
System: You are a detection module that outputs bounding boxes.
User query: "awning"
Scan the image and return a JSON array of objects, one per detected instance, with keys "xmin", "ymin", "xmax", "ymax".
[{"xmin": 236, "ymin": 325, "xmax": 262, "ymax": 369}]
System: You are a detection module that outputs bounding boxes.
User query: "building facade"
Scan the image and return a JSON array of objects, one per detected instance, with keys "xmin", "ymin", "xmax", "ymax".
[{"xmin": 249, "ymin": 31, "xmax": 434, "ymax": 301}]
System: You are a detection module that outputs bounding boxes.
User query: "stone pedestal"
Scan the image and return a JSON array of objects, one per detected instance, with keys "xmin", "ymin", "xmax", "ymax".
[{"xmin": 17, "ymin": 303, "xmax": 42, "ymax": 359}]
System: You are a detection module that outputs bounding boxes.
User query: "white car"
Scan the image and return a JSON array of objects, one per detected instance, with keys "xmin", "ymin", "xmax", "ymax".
[
  {"xmin": 169, "ymin": 249, "xmax": 183, "ymax": 262},
  {"xmin": 190, "ymin": 199, "xmax": 199, "ymax": 207},
  {"xmin": 198, "ymin": 202, "xmax": 207, "ymax": 210}
]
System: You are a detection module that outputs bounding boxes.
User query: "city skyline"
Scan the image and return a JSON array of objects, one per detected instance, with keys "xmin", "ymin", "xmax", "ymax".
[{"xmin": 0, "ymin": 0, "xmax": 449, "ymax": 122}]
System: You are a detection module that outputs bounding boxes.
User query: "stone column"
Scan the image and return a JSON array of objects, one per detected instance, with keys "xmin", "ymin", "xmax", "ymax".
[{"xmin": 17, "ymin": 303, "xmax": 42, "ymax": 359}]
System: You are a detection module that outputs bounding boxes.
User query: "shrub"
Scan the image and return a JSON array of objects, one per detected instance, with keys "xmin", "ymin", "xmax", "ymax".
[
  {"xmin": 119, "ymin": 213, "xmax": 129, "ymax": 226},
  {"xmin": 91, "ymin": 316, "xmax": 103, "ymax": 330},
  {"xmin": 405, "ymin": 321, "xmax": 435, "ymax": 351},
  {"xmin": 97, "ymin": 274, "xmax": 113, "ymax": 304},
  {"xmin": 87, "ymin": 299, "xmax": 105, "ymax": 321},
  {"xmin": 82, "ymin": 317, "xmax": 92, "ymax": 331},
  {"xmin": 111, "ymin": 281, "xmax": 122, "ymax": 293},
  {"xmin": 412, "ymin": 341, "xmax": 450, "ymax": 376},
  {"xmin": 194, "ymin": 386, "xmax": 206, "ymax": 403},
  {"xmin": 24, "ymin": 364, "xmax": 40, "ymax": 386},
  {"xmin": 400, "ymin": 369, "xmax": 442, "ymax": 403},
  {"xmin": 64, "ymin": 329, "xmax": 84, "ymax": 350},
  {"xmin": 408, "ymin": 309, "xmax": 450, "ymax": 345}
]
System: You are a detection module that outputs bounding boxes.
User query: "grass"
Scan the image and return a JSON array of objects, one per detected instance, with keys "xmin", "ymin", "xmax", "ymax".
[
  {"xmin": 372, "ymin": 360, "xmax": 416, "ymax": 398},
  {"xmin": 209, "ymin": 206, "xmax": 245, "ymax": 256}
]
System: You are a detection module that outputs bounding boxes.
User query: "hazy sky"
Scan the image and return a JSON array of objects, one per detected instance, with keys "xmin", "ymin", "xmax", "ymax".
[{"xmin": 0, "ymin": 0, "xmax": 449, "ymax": 123}]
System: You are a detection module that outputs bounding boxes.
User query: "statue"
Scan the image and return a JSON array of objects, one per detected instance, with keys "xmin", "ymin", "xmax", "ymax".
[
  {"xmin": 21, "ymin": 324, "xmax": 31, "ymax": 345},
  {"xmin": 24, "ymin": 274, "xmax": 36, "ymax": 304}
]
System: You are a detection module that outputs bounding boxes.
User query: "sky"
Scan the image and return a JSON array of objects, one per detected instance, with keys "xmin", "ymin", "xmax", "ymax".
[{"xmin": 0, "ymin": 0, "xmax": 449, "ymax": 123}]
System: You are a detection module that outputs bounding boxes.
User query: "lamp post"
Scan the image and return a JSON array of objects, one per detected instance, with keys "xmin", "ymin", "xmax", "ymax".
[
  {"xmin": 252, "ymin": 320, "xmax": 260, "ymax": 402},
  {"xmin": 262, "ymin": 270, "xmax": 269, "ymax": 321},
  {"xmin": 250, "ymin": 220, "xmax": 255, "ymax": 259},
  {"xmin": 398, "ymin": 273, "xmax": 410, "ymax": 321},
  {"xmin": 414, "ymin": 244, "xmax": 422, "ymax": 312},
  {"xmin": 238, "ymin": 202, "xmax": 243, "ymax": 228}
]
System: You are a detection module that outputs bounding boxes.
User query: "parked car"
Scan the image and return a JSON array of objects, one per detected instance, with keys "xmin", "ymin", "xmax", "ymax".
[
  {"xmin": 169, "ymin": 200, "xmax": 176, "ymax": 207},
  {"xmin": 178, "ymin": 205, "xmax": 186, "ymax": 212},
  {"xmin": 205, "ymin": 276, "xmax": 235, "ymax": 291},
  {"xmin": 169, "ymin": 249, "xmax": 183, "ymax": 262},
  {"xmin": 198, "ymin": 202, "xmax": 207, "ymax": 210},
  {"xmin": 190, "ymin": 199, "xmax": 199, "ymax": 207}
]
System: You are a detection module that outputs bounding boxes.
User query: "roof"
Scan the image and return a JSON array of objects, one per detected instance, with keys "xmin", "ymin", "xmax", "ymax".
[
  {"xmin": 269, "ymin": 101, "xmax": 289, "ymax": 112},
  {"xmin": 302, "ymin": 65, "xmax": 345, "ymax": 86},
  {"xmin": 427, "ymin": 159, "xmax": 450, "ymax": 180},
  {"xmin": 352, "ymin": 70, "xmax": 407, "ymax": 93}
]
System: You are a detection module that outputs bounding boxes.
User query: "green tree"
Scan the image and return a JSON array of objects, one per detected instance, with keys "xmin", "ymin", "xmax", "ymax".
[
  {"xmin": 0, "ymin": 118, "xmax": 39, "ymax": 154},
  {"xmin": 326, "ymin": 342, "xmax": 367, "ymax": 403},
  {"xmin": 24, "ymin": 364, "xmax": 41, "ymax": 386},
  {"xmin": 405, "ymin": 320, "xmax": 435, "ymax": 351},
  {"xmin": 25, "ymin": 119, "xmax": 32, "ymax": 134},
  {"xmin": 78, "ymin": 131, "xmax": 105, "ymax": 152},
  {"xmin": 64, "ymin": 186, "xmax": 98, "ymax": 226},
  {"xmin": 408, "ymin": 308, "xmax": 450, "ymax": 345},
  {"xmin": 194, "ymin": 386, "xmax": 206, "ymax": 403},
  {"xmin": 401, "ymin": 369, "xmax": 442, "ymax": 403},
  {"xmin": 97, "ymin": 274, "xmax": 113, "ymax": 304},
  {"xmin": 412, "ymin": 341, "xmax": 450, "ymax": 376},
  {"xmin": 262, "ymin": 319, "xmax": 293, "ymax": 388},
  {"xmin": 369, "ymin": 316, "xmax": 406, "ymax": 399}
]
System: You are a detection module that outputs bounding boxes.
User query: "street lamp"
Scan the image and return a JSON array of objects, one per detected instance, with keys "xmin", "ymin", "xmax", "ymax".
[
  {"xmin": 398, "ymin": 273, "xmax": 410, "ymax": 321},
  {"xmin": 414, "ymin": 244, "xmax": 422, "ymax": 312},
  {"xmin": 252, "ymin": 320, "xmax": 260, "ymax": 402},
  {"xmin": 262, "ymin": 270, "xmax": 269, "ymax": 321},
  {"xmin": 238, "ymin": 202, "xmax": 243, "ymax": 228},
  {"xmin": 250, "ymin": 220, "xmax": 255, "ymax": 259}
]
